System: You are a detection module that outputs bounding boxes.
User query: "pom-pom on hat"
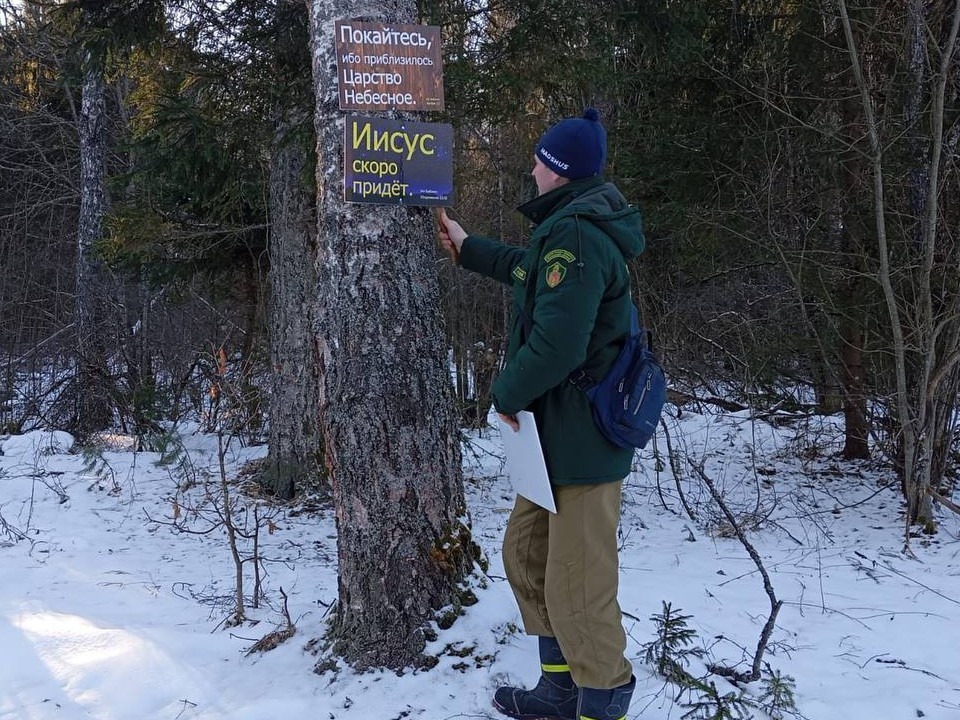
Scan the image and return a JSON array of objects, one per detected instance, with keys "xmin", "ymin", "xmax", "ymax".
[{"xmin": 535, "ymin": 107, "xmax": 607, "ymax": 180}]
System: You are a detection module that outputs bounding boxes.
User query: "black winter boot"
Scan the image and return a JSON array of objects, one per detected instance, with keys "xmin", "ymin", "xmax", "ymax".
[
  {"xmin": 576, "ymin": 675, "xmax": 636, "ymax": 720},
  {"xmin": 493, "ymin": 637, "xmax": 578, "ymax": 720}
]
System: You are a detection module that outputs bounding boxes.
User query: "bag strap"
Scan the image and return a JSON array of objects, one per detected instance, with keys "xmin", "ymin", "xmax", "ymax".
[{"xmin": 569, "ymin": 303, "xmax": 645, "ymax": 392}]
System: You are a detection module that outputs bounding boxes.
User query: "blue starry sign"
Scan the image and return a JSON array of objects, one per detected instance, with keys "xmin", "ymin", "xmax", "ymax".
[{"xmin": 343, "ymin": 115, "xmax": 454, "ymax": 206}]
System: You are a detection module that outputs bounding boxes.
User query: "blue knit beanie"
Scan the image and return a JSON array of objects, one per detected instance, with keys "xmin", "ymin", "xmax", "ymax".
[{"xmin": 535, "ymin": 108, "xmax": 607, "ymax": 180}]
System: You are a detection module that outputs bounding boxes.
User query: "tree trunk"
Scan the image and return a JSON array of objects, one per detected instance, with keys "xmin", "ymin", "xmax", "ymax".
[
  {"xmin": 308, "ymin": 0, "xmax": 477, "ymax": 670},
  {"xmin": 114, "ymin": 74, "xmax": 157, "ymax": 443},
  {"xmin": 905, "ymin": 0, "xmax": 929, "ymax": 250},
  {"xmin": 75, "ymin": 62, "xmax": 113, "ymax": 439},
  {"xmin": 840, "ymin": 323, "xmax": 869, "ymax": 460},
  {"xmin": 121, "ymin": 272, "xmax": 157, "ymax": 440},
  {"xmin": 266, "ymin": 114, "xmax": 322, "ymax": 499},
  {"xmin": 907, "ymin": 0, "xmax": 960, "ymax": 528},
  {"xmin": 837, "ymin": 0, "xmax": 960, "ymax": 535},
  {"xmin": 903, "ymin": 0, "xmax": 933, "ymax": 524},
  {"xmin": 928, "ymin": 365, "xmax": 960, "ymax": 492}
]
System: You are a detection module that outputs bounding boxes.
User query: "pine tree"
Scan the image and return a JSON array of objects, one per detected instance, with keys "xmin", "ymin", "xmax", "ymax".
[{"xmin": 306, "ymin": 0, "xmax": 478, "ymax": 669}]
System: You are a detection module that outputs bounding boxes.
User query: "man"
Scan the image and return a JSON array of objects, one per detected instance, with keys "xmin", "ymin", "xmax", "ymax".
[{"xmin": 437, "ymin": 108, "xmax": 643, "ymax": 720}]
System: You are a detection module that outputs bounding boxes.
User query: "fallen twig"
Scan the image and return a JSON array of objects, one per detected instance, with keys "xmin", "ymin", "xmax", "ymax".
[
  {"xmin": 879, "ymin": 559, "xmax": 960, "ymax": 607},
  {"xmin": 245, "ymin": 588, "xmax": 297, "ymax": 656},
  {"xmin": 928, "ymin": 488, "xmax": 960, "ymax": 518},
  {"xmin": 690, "ymin": 461, "xmax": 783, "ymax": 683}
]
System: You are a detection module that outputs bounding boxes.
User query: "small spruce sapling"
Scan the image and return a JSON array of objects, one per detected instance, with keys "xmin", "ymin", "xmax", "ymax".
[
  {"xmin": 757, "ymin": 666, "xmax": 798, "ymax": 719},
  {"xmin": 643, "ymin": 601, "xmax": 702, "ymax": 685}
]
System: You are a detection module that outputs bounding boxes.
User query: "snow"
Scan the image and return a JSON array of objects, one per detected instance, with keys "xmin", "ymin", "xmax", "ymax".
[{"xmin": 1, "ymin": 413, "xmax": 959, "ymax": 720}]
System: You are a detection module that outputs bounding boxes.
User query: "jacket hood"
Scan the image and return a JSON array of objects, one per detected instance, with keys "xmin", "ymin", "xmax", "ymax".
[{"xmin": 518, "ymin": 177, "xmax": 645, "ymax": 260}]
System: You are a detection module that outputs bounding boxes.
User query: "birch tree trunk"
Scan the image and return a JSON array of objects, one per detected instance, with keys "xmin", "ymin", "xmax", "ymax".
[
  {"xmin": 308, "ymin": 0, "xmax": 477, "ymax": 669},
  {"xmin": 266, "ymin": 114, "xmax": 322, "ymax": 498},
  {"xmin": 75, "ymin": 61, "xmax": 113, "ymax": 438}
]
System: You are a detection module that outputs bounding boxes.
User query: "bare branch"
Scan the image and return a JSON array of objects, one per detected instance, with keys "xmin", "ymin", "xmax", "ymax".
[{"xmin": 689, "ymin": 461, "xmax": 782, "ymax": 683}]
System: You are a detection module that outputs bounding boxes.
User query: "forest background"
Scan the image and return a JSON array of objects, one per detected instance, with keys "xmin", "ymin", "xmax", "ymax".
[{"xmin": 1, "ymin": 0, "xmax": 960, "ymax": 696}]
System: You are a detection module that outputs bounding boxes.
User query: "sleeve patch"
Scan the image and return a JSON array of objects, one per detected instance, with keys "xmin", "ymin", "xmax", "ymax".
[
  {"xmin": 512, "ymin": 265, "xmax": 527, "ymax": 282},
  {"xmin": 543, "ymin": 248, "xmax": 576, "ymax": 264},
  {"xmin": 545, "ymin": 262, "xmax": 567, "ymax": 288}
]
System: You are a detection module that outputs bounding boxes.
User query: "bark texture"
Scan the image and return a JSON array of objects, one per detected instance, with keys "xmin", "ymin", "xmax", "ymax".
[
  {"xmin": 308, "ymin": 0, "xmax": 477, "ymax": 669},
  {"xmin": 75, "ymin": 62, "xmax": 113, "ymax": 438},
  {"xmin": 840, "ymin": 324, "xmax": 869, "ymax": 460},
  {"xmin": 267, "ymin": 116, "xmax": 323, "ymax": 498}
]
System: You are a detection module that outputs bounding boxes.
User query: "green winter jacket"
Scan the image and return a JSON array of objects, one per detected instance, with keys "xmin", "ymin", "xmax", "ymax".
[{"xmin": 460, "ymin": 176, "xmax": 646, "ymax": 484}]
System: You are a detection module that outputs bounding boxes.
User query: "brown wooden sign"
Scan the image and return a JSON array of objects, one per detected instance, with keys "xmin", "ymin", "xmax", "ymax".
[{"xmin": 335, "ymin": 20, "xmax": 444, "ymax": 112}]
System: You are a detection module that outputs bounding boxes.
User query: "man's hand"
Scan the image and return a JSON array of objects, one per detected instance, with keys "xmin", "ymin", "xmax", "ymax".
[
  {"xmin": 436, "ymin": 208, "xmax": 467, "ymax": 265},
  {"xmin": 498, "ymin": 412, "xmax": 520, "ymax": 432}
]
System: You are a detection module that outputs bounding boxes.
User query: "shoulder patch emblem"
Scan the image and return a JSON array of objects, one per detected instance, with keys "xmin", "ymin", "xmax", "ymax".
[
  {"xmin": 512, "ymin": 265, "xmax": 527, "ymax": 282},
  {"xmin": 546, "ymin": 262, "xmax": 567, "ymax": 288},
  {"xmin": 543, "ymin": 248, "xmax": 576, "ymax": 264}
]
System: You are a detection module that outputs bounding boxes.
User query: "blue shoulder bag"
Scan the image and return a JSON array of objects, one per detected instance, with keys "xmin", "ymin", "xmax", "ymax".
[
  {"xmin": 567, "ymin": 303, "xmax": 667, "ymax": 449},
  {"xmin": 519, "ymin": 299, "xmax": 667, "ymax": 450}
]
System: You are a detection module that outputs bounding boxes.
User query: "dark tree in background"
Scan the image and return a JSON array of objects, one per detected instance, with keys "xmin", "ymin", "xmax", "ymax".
[
  {"xmin": 59, "ymin": 0, "xmax": 165, "ymax": 439},
  {"xmin": 223, "ymin": 0, "xmax": 325, "ymax": 499},
  {"xmin": 70, "ymin": 1, "xmax": 117, "ymax": 438}
]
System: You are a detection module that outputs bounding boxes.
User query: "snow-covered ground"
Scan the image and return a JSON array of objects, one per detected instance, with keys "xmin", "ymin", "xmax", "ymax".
[{"xmin": 1, "ymin": 410, "xmax": 958, "ymax": 720}]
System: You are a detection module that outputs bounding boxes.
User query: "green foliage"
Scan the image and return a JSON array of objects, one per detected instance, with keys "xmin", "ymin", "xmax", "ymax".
[
  {"xmin": 644, "ymin": 601, "xmax": 801, "ymax": 719},
  {"xmin": 152, "ymin": 429, "xmax": 183, "ymax": 466},
  {"xmin": 757, "ymin": 667, "xmax": 798, "ymax": 720},
  {"xmin": 680, "ymin": 666, "xmax": 799, "ymax": 720},
  {"xmin": 56, "ymin": 0, "xmax": 165, "ymax": 69},
  {"xmin": 98, "ymin": 0, "xmax": 313, "ymax": 290},
  {"xmin": 116, "ymin": 375, "xmax": 166, "ymax": 442},
  {"xmin": 680, "ymin": 678, "xmax": 752, "ymax": 720},
  {"xmin": 152, "ymin": 431, "xmax": 200, "ymax": 491},
  {"xmin": 643, "ymin": 601, "xmax": 702, "ymax": 684},
  {"xmin": 80, "ymin": 442, "xmax": 117, "ymax": 492},
  {"xmin": 121, "ymin": 47, "xmax": 269, "ymax": 228}
]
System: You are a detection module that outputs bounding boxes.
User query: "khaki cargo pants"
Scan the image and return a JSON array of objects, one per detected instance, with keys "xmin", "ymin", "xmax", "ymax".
[{"xmin": 502, "ymin": 481, "xmax": 633, "ymax": 690}]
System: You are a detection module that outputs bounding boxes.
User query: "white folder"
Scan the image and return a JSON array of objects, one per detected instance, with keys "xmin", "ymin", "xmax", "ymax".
[{"xmin": 499, "ymin": 411, "xmax": 556, "ymax": 513}]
